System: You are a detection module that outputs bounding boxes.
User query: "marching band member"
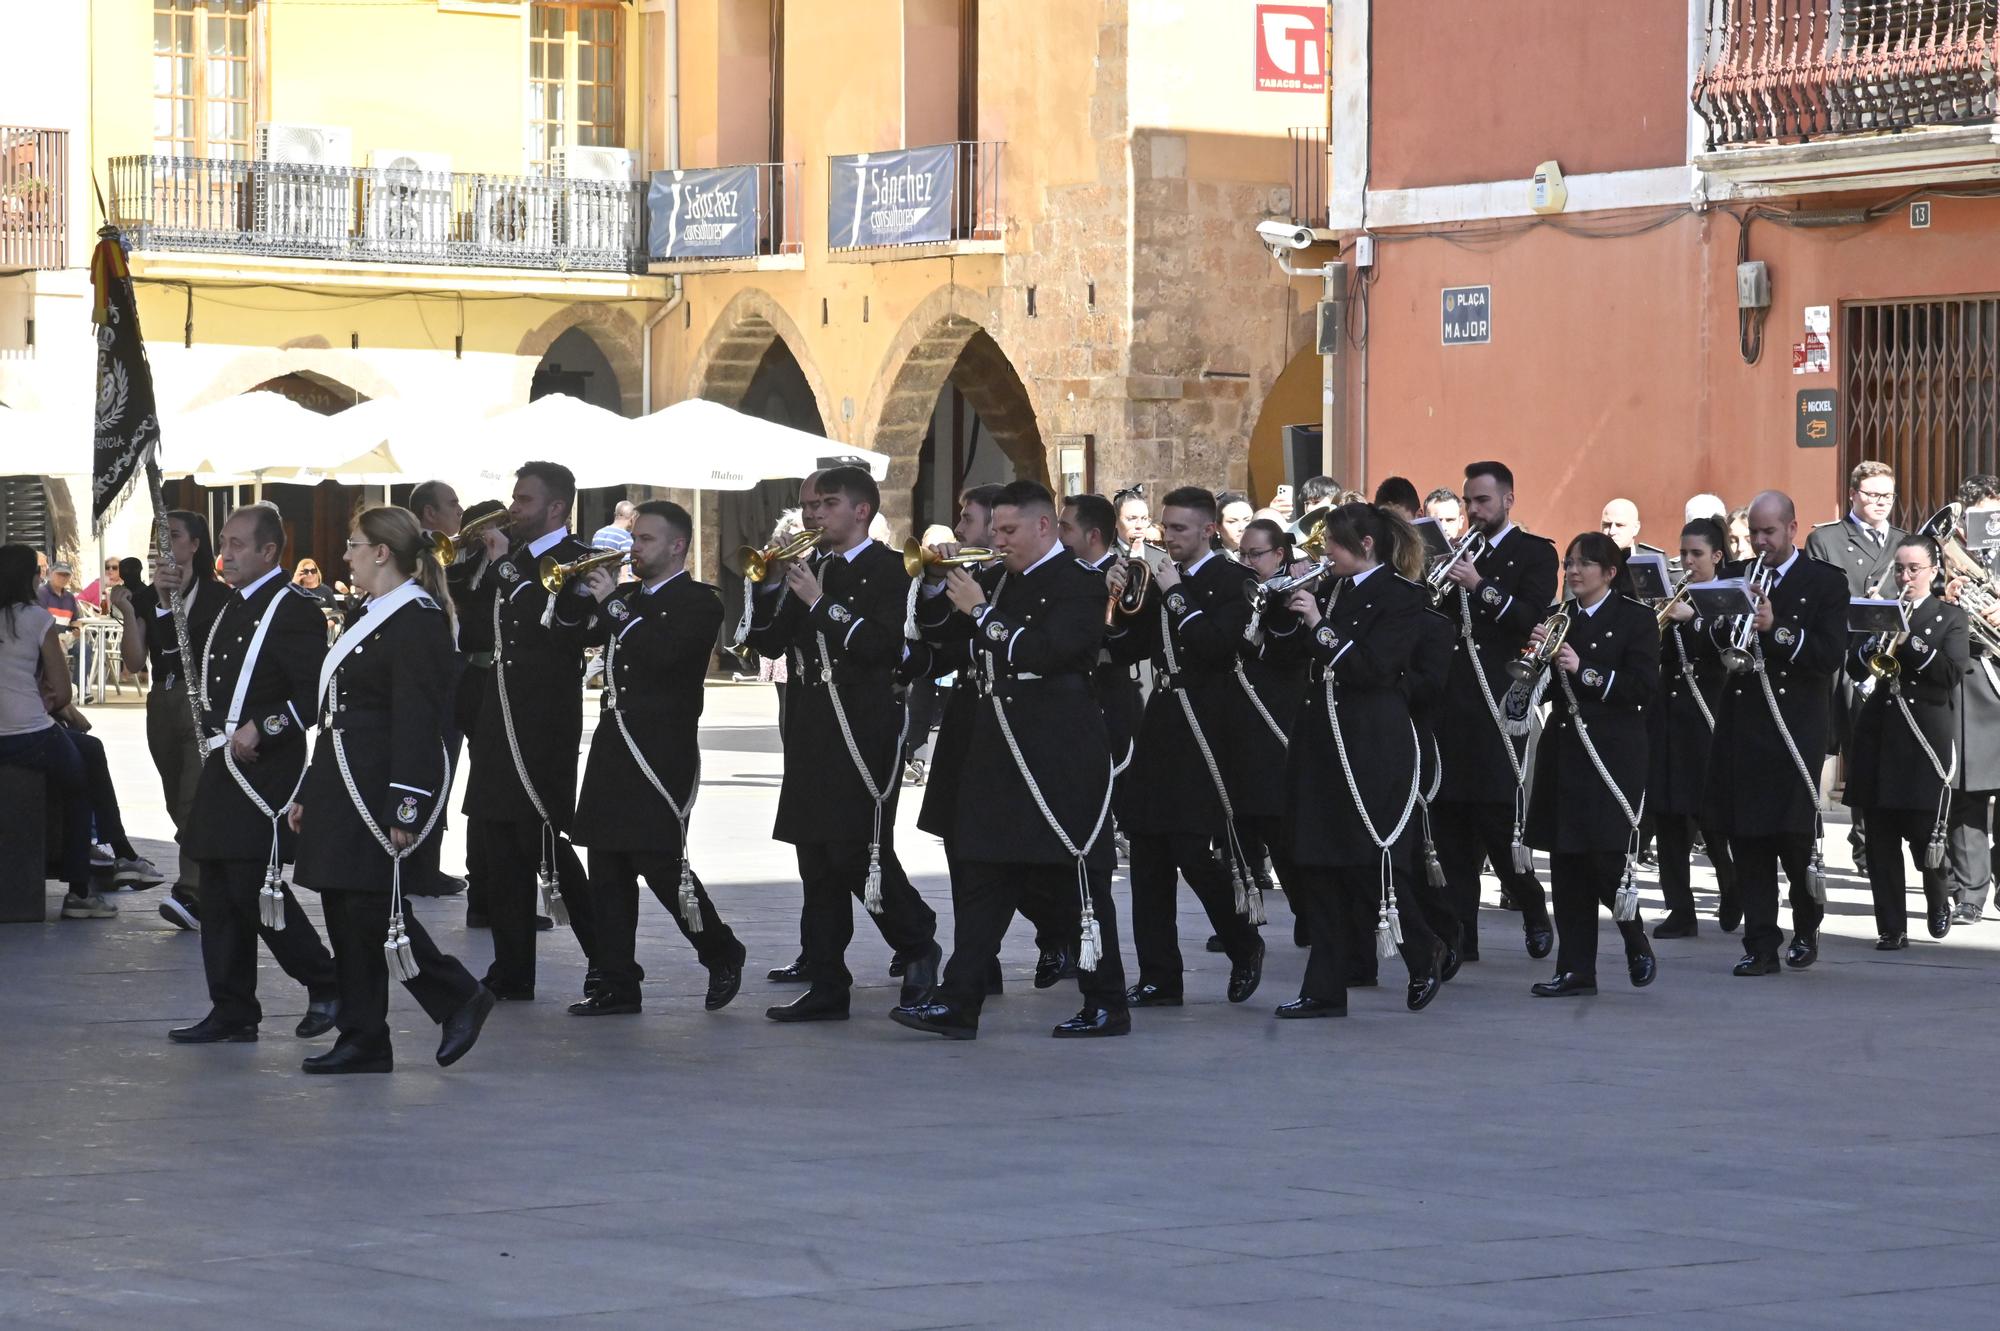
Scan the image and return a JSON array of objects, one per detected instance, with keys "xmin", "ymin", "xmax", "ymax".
[
  {"xmin": 1523, "ymin": 532, "xmax": 1660, "ymax": 997},
  {"xmin": 1232, "ymin": 517, "xmax": 1308, "ymax": 947},
  {"xmin": 1432, "ymin": 461, "xmax": 1558, "ymax": 962},
  {"xmin": 1651, "ymin": 517, "xmax": 1738, "ymax": 936},
  {"xmin": 1946, "ymin": 475, "xmax": 2000, "ymax": 925},
  {"xmin": 1059, "ymin": 492, "xmax": 1144, "ymax": 787},
  {"xmin": 892, "ymin": 481, "xmax": 1130, "ymax": 1039},
  {"xmin": 745, "ymin": 466, "xmax": 940, "ymax": 1022},
  {"xmin": 164, "ymin": 503, "xmax": 338, "ymax": 1045},
  {"xmin": 1706, "ymin": 491, "xmax": 1849, "ymax": 976},
  {"xmin": 1844, "ymin": 533, "xmax": 1969, "ymax": 949},
  {"xmin": 407, "ymin": 479, "xmax": 474, "ymax": 904},
  {"xmin": 569, "ymin": 501, "xmax": 746, "ymax": 1014},
  {"xmin": 288, "ymin": 506, "xmax": 493, "ymax": 1073}
]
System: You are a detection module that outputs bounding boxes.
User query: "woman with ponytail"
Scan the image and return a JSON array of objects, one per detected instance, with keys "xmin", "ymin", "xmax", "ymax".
[{"xmin": 287, "ymin": 505, "xmax": 492, "ymax": 1074}]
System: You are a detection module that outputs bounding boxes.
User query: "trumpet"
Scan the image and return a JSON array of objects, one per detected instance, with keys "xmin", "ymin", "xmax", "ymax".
[
  {"xmin": 1863, "ymin": 600, "xmax": 1912, "ymax": 681},
  {"xmin": 538, "ymin": 547, "xmax": 629, "ymax": 595},
  {"xmin": 736, "ymin": 529, "xmax": 821, "ymax": 582},
  {"xmin": 1655, "ymin": 573, "xmax": 1692, "ymax": 627},
  {"xmin": 1248, "ymin": 561, "xmax": 1334, "ymax": 616},
  {"xmin": 1106, "ymin": 542, "xmax": 1155, "ymax": 622},
  {"xmin": 901, "ymin": 539, "xmax": 994, "ymax": 578},
  {"xmin": 431, "ymin": 507, "xmax": 510, "ymax": 566},
  {"xmin": 1425, "ymin": 529, "xmax": 1489, "ymax": 604},
  {"xmin": 1719, "ymin": 561, "xmax": 1776, "ymax": 674},
  {"xmin": 1507, "ymin": 602, "xmax": 1573, "ymax": 683}
]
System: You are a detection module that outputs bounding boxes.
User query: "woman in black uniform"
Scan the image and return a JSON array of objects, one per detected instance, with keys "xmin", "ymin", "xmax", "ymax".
[
  {"xmin": 289, "ymin": 506, "xmax": 494, "ymax": 1074},
  {"xmin": 1276, "ymin": 502, "xmax": 1444, "ymax": 1019},
  {"xmin": 1651, "ymin": 516, "xmax": 1738, "ymax": 937},
  {"xmin": 1524, "ymin": 531, "xmax": 1660, "ymax": 998},
  {"xmin": 1233, "ymin": 517, "xmax": 1308, "ymax": 946}
]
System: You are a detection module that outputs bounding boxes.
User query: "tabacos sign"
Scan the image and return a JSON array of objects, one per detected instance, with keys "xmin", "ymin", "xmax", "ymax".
[
  {"xmin": 828, "ymin": 146, "xmax": 957, "ymax": 249},
  {"xmin": 1255, "ymin": 4, "xmax": 1327, "ymax": 93},
  {"xmin": 647, "ymin": 165, "xmax": 761, "ymax": 260}
]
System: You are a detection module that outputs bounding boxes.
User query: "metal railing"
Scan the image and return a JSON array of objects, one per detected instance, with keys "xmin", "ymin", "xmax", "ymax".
[
  {"xmin": 1288, "ymin": 125, "xmax": 1328, "ymax": 227},
  {"xmin": 826, "ymin": 140, "xmax": 1004, "ymax": 251},
  {"xmin": 1694, "ymin": 1, "xmax": 2000, "ymax": 150},
  {"xmin": 1, "ymin": 127, "xmax": 68, "ymax": 271},
  {"xmin": 106, "ymin": 154, "xmax": 647, "ymax": 272}
]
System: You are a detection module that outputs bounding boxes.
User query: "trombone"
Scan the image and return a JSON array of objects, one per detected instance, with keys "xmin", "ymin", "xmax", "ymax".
[
  {"xmin": 430, "ymin": 507, "xmax": 510, "ymax": 566},
  {"xmin": 1425, "ymin": 528, "xmax": 1489, "ymax": 604},
  {"xmin": 902, "ymin": 539, "xmax": 994, "ymax": 578},
  {"xmin": 736, "ymin": 529, "xmax": 821, "ymax": 582},
  {"xmin": 538, "ymin": 548, "xmax": 629, "ymax": 595},
  {"xmin": 1720, "ymin": 561, "xmax": 1775, "ymax": 674},
  {"xmin": 1654, "ymin": 572, "xmax": 1693, "ymax": 627}
]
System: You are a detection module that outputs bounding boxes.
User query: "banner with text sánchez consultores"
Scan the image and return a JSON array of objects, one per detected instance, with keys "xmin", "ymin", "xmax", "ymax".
[
  {"xmin": 648, "ymin": 165, "xmax": 761, "ymax": 260},
  {"xmin": 828, "ymin": 145, "xmax": 956, "ymax": 249}
]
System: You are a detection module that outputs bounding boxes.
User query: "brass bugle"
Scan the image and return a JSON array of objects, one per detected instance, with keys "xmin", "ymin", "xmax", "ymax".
[
  {"xmin": 737, "ymin": 529, "xmax": 821, "ymax": 582},
  {"xmin": 902, "ymin": 538, "xmax": 995, "ymax": 578},
  {"xmin": 1107, "ymin": 544, "xmax": 1154, "ymax": 620},
  {"xmin": 431, "ymin": 507, "xmax": 510, "ymax": 566},
  {"xmin": 538, "ymin": 548, "xmax": 630, "ymax": 595}
]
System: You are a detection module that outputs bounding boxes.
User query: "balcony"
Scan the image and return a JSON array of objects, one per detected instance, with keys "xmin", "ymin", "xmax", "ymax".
[
  {"xmin": 645, "ymin": 161, "xmax": 804, "ymax": 274},
  {"xmin": 1693, "ymin": 1, "xmax": 2000, "ymax": 192},
  {"xmin": 1287, "ymin": 126, "xmax": 1328, "ymax": 227},
  {"xmin": 826, "ymin": 140, "xmax": 1004, "ymax": 259},
  {"xmin": 106, "ymin": 154, "xmax": 647, "ymax": 274},
  {"xmin": 1, "ymin": 127, "xmax": 68, "ymax": 271}
]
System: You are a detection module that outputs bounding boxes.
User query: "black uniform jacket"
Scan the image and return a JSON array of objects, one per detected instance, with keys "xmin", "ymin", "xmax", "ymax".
[
  {"xmin": 1703, "ymin": 552, "xmax": 1849, "ymax": 838},
  {"xmin": 1232, "ymin": 599, "xmax": 1306, "ymax": 810},
  {"xmin": 910, "ymin": 560, "xmax": 1003, "ymax": 841},
  {"xmin": 130, "ymin": 575, "xmax": 227, "ymax": 689},
  {"xmin": 1806, "ymin": 515, "xmax": 1904, "ymax": 757},
  {"xmin": 745, "ymin": 537, "xmax": 909, "ymax": 846},
  {"xmin": 918, "ymin": 548, "xmax": 1115, "ymax": 868},
  {"xmin": 1525, "ymin": 594, "xmax": 1659, "ymax": 856},
  {"xmin": 1107, "ymin": 550, "xmax": 1260, "ymax": 838},
  {"xmin": 572, "ymin": 571, "xmax": 723, "ymax": 853},
  {"xmin": 184, "ymin": 571, "xmax": 328, "ymax": 863},
  {"xmin": 295, "ymin": 590, "xmax": 456, "ymax": 894},
  {"xmin": 1958, "ymin": 630, "xmax": 2000, "ymax": 794},
  {"xmin": 1436, "ymin": 525, "xmax": 1560, "ymax": 803},
  {"xmin": 1843, "ymin": 595, "xmax": 1970, "ymax": 812},
  {"xmin": 463, "ymin": 533, "xmax": 596, "ymax": 827},
  {"xmin": 1407, "ymin": 604, "xmax": 1457, "ymax": 802},
  {"xmin": 1087, "ymin": 551, "xmax": 1145, "ymax": 818},
  {"xmin": 1648, "ymin": 615, "xmax": 1724, "ymax": 817}
]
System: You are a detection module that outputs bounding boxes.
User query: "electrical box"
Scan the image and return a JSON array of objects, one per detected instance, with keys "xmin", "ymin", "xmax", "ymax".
[
  {"xmin": 1317, "ymin": 299, "xmax": 1344, "ymax": 354},
  {"xmin": 1531, "ymin": 160, "xmax": 1568, "ymax": 215},
  {"xmin": 1352, "ymin": 235, "xmax": 1376, "ymax": 269},
  {"xmin": 1736, "ymin": 260, "xmax": 1771, "ymax": 310}
]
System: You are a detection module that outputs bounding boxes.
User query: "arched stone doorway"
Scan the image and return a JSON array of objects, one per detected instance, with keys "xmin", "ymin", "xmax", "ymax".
[
  {"xmin": 531, "ymin": 326, "xmax": 623, "ymax": 414},
  {"xmin": 1245, "ymin": 346, "xmax": 1326, "ymax": 507}
]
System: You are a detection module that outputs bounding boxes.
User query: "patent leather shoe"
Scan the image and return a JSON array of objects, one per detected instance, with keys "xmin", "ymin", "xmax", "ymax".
[
  {"xmin": 767, "ymin": 956, "xmax": 810, "ymax": 984},
  {"xmin": 1929, "ymin": 907, "xmax": 1953, "ymax": 940},
  {"xmin": 1052, "ymin": 1005, "xmax": 1130, "ymax": 1038},
  {"xmin": 295, "ymin": 996, "xmax": 339, "ymax": 1039},
  {"xmin": 169, "ymin": 1013, "xmax": 257, "ymax": 1044},
  {"xmin": 765, "ymin": 988, "xmax": 850, "ymax": 1022},
  {"xmin": 1525, "ymin": 927, "xmax": 1554, "ymax": 960},
  {"xmin": 1124, "ymin": 982, "xmax": 1182, "ymax": 1007},
  {"xmin": 1274, "ymin": 996, "xmax": 1345, "ymax": 1019},
  {"xmin": 1204, "ymin": 933, "xmax": 1226, "ymax": 953},
  {"xmin": 533, "ymin": 914, "xmax": 553, "ymax": 932},
  {"xmin": 302, "ymin": 1040, "xmax": 392, "ymax": 1075},
  {"xmin": 1628, "ymin": 951, "xmax": 1657, "ymax": 988},
  {"xmin": 1439, "ymin": 944, "xmax": 1462, "ymax": 983},
  {"xmin": 888, "ymin": 1000, "xmax": 977, "ymax": 1040},
  {"xmin": 1651, "ymin": 914, "xmax": 1698, "ymax": 940},
  {"xmin": 567, "ymin": 992, "xmax": 640, "ymax": 1016},
  {"xmin": 1717, "ymin": 897, "xmax": 1742, "ymax": 933},
  {"xmin": 1733, "ymin": 953, "xmax": 1781, "ymax": 976},
  {"xmin": 899, "ymin": 942, "xmax": 943, "ymax": 1007},
  {"xmin": 1226, "ymin": 938, "xmax": 1265, "ymax": 1004},
  {"xmin": 1406, "ymin": 960, "xmax": 1442, "ymax": 1012},
  {"xmin": 485, "ymin": 982, "xmax": 534, "ymax": 1001},
  {"xmin": 704, "ymin": 954, "xmax": 743, "ymax": 1011},
  {"xmin": 1875, "ymin": 934, "xmax": 1909, "ymax": 951},
  {"xmin": 436, "ymin": 985, "xmax": 495, "ymax": 1067},
  {"xmin": 1033, "ymin": 947, "xmax": 1073, "ymax": 989},
  {"xmin": 1784, "ymin": 932, "xmax": 1818, "ymax": 969},
  {"xmin": 1531, "ymin": 972, "xmax": 1597, "ymax": 997}
]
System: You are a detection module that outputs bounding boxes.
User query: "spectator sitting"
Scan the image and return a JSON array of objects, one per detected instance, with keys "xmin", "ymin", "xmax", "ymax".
[
  {"xmin": 79, "ymin": 557, "xmax": 123, "ymax": 611},
  {"xmin": 590, "ymin": 500, "xmax": 637, "ymax": 554},
  {"xmin": 37, "ymin": 560, "xmax": 79, "ymax": 629},
  {"xmin": 290, "ymin": 558, "xmax": 331, "ymax": 604}
]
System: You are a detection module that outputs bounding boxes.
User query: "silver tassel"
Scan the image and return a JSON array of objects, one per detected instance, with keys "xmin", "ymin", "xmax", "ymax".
[
  {"xmin": 1078, "ymin": 904, "xmax": 1102, "ymax": 973},
  {"xmin": 386, "ymin": 914, "xmax": 421, "ymax": 982},
  {"xmin": 539, "ymin": 863, "xmax": 570, "ymax": 927},
  {"xmin": 539, "ymin": 594, "xmax": 556, "ymax": 630},
  {"xmin": 1230, "ymin": 856, "xmax": 1249, "ymax": 917},
  {"xmin": 1245, "ymin": 880, "xmax": 1268, "ymax": 926},
  {"xmin": 1375, "ymin": 908, "xmax": 1401, "ymax": 960},
  {"xmin": 261, "ymin": 865, "xmax": 286, "ymax": 931},
  {"xmin": 731, "ymin": 573, "xmax": 755, "ymax": 647},
  {"xmin": 1614, "ymin": 866, "xmax": 1640, "ymax": 922},
  {"xmin": 1808, "ymin": 847, "xmax": 1828, "ymax": 903},
  {"xmin": 678, "ymin": 862, "xmax": 703, "ymax": 933},
  {"xmin": 903, "ymin": 574, "xmax": 921, "ymax": 641},
  {"xmin": 1511, "ymin": 836, "xmax": 1533, "ymax": 875},
  {"xmin": 1424, "ymin": 841, "xmax": 1445, "ymax": 888},
  {"xmin": 863, "ymin": 843, "xmax": 884, "ymax": 914}
]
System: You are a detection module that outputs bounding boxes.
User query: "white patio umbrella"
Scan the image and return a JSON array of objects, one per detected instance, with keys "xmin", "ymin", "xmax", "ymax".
[
  {"xmin": 602, "ymin": 397, "xmax": 890, "ymax": 489},
  {"xmin": 159, "ymin": 391, "xmax": 344, "ymax": 491},
  {"xmin": 483, "ymin": 393, "xmax": 762, "ymax": 492}
]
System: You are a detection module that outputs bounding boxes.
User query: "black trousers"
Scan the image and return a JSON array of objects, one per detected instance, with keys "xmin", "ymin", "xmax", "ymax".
[
  {"xmin": 473, "ymin": 817, "xmax": 597, "ymax": 992},
  {"xmin": 1862, "ymin": 807, "xmax": 1952, "ymax": 939},
  {"xmin": 1656, "ymin": 811, "xmax": 1737, "ymax": 922},
  {"xmin": 797, "ymin": 838, "xmax": 938, "ymax": 992},
  {"xmin": 937, "ymin": 860, "xmax": 1128, "ymax": 1019},
  {"xmin": 1550, "ymin": 850, "xmax": 1651, "ymax": 982},
  {"xmin": 587, "ymin": 848, "xmax": 743, "ymax": 997},
  {"xmin": 1946, "ymin": 791, "xmax": 1999, "ymax": 912},
  {"xmin": 1730, "ymin": 833, "xmax": 1825, "ymax": 960},
  {"xmin": 194, "ymin": 857, "xmax": 336, "ymax": 1026},
  {"xmin": 942, "ymin": 832, "xmax": 1067, "ymax": 961},
  {"xmin": 1300, "ymin": 862, "xmax": 1442, "ymax": 993},
  {"xmin": 1129, "ymin": 832, "xmax": 1261, "ymax": 993},
  {"xmin": 321, "ymin": 891, "xmax": 479, "ymax": 1052},
  {"xmin": 1432, "ymin": 798, "xmax": 1550, "ymax": 958},
  {"xmin": 791, "ymin": 841, "xmax": 923, "ymax": 960}
]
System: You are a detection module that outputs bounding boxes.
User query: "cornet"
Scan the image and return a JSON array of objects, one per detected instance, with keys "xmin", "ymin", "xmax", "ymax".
[
  {"xmin": 430, "ymin": 507, "xmax": 510, "ymax": 566},
  {"xmin": 1507, "ymin": 602, "xmax": 1573, "ymax": 683},
  {"xmin": 1719, "ymin": 561, "xmax": 1775, "ymax": 674},
  {"xmin": 736, "ymin": 529, "xmax": 821, "ymax": 582},
  {"xmin": 1426, "ymin": 529, "xmax": 1489, "ymax": 604},
  {"xmin": 538, "ymin": 547, "xmax": 630, "ymax": 595},
  {"xmin": 1106, "ymin": 542, "xmax": 1155, "ymax": 622},
  {"xmin": 1862, "ymin": 601, "xmax": 1911, "ymax": 681},
  {"xmin": 902, "ymin": 539, "xmax": 994, "ymax": 578}
]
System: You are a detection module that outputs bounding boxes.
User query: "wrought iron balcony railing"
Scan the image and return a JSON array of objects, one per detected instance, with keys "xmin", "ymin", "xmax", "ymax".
[
  {"xmin": 1288, "ymin": 126, "xmax": 1328, "ymax": 227},
  {"xmin": 106, "ymin": 154, "xmax": 647, "ymax": 272},
  {"xmin": 1694, "ymin": 0, "xmax": 2000, "ymax": 150},
  {"xmin": 1, "ymin": 127, "xmax": 68, "ymax": 271}
]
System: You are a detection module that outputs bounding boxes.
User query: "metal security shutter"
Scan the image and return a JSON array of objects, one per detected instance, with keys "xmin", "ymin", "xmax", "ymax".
[
  {"xmin": 0, "ymin": 476, "xmax": 49, "ymax": 550},
  {"xmin": 1842, "ymin": 297, "xmax": 2000, "ymax": 524}
]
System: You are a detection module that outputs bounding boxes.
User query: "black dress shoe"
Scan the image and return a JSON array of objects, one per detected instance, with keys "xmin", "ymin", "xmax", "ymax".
[
  {"xmin": 158, "ymin": 887, "xmax": 200, "ymax": 931},
  {"xmin": 1439, "ymin": 944, "xmax": 1462, "ymax": 983},
  {"xmin": 1274, "ymin": 996, "xmax": 1345, "ymax": 1019},
  {"xmin": 295, "ymin": 996, "xmax": 339, "ymax": 1039},
  {"xmin": 533, "ymin": 914, "xmax": 554, "ymax": 932},
  {"xmin": 302, "ymin": 1040, "xmax": 392, "ymax": 1075},
  {"xmin": 1052, "ymin": 1005, "xmax": 1130, "ymax": 1038},
  {"xmin": 1929, "ymin": 907, "xmax": 1953, "ymax": 940},
  {"xmin": 1407, "ymin": 972, "xmax": 1442, "ymax": 1012},
  {"xmin": 1227, "ymin": 938, "xmax": 1266, "ymax": 1004},
  {"xmin": 1875, "ymin": 934, "xmax": 1909, "ymax": 951},
  {"xmin": 1033, "ymin": 947, "xmax": 1073, "ymax": 989},
  {"xmin": 767, "ymin": 957, "xmax": 810, "ymax": 984},
  {"xmin": 436, "ymin": 985, "xmax": 495, "ymax": 1067},
  {"xmin": 899, "ymin": 941, "xmax": 943, "ymax": 1007},
  {"xmin": 1784, "ymin": 933, "xmax": 1818, "ymax": 969},
  {"xmin": 1124, "ymin": 982, "xmax": 1182, "ymax": 1007},
  {"xmin": 582, "ymin": 968, "xmax": 606, "ymax": 999},
  {"xmin": 464, "ymin": 909, "xmax": 489, "ymax": 929},
  {"xmin": 1628, "ymin": 951, "xmax": 1657, "ymax": 988},
  {"xmin": 1652, "ymin": 914, "xmax": 1698, "ymax": 940},
  {"xmin": 169, "ymin": 1013, "xmax": 257, "ymax": 1044},
  {"xmin": 407, "ymin": 872, "xmax": 468, "ymax": 898},
  {"xmin": 567, "ymin": 992, "xmax": 641, "ymax": 1016},
  {"xmin": 1733, "ymin": 953, "xmax": 1781, "ymax": 976},
  {"xmin": 766, "ymin": 989, "xmax": 850, "ymax": 1022},
  {"xmin": 1525, "ymin": 928, "xmax": 1554, "ymax": 960},
  {"xmin": 704, "ymin": 956, "xmax": 743, "ymax": 1011},
  {"xmin": 888, "ymin": 1001, "xmax": 978, "ymax": 1040},
  {"xmin": 1717, "ymin": 900, "xmax": 1742, "ymax": 933},
  {"xmin": 1497, "ymin": 888, "xmax": 1520, "ymax": 911},
  {"xmin": 1531, "ymin": 972, "xmax": 1598, "ymax": 997},
  {"xmin": 486, "ymin": 982, "xmax": 535, "ymax": 1001},
  {"xmin": 1204, "ymin": 933, "xmax": 1226, "ymax": 953},
  {"xmin": 887, "ymin": 954, "xmax": 909, "ymax": 978}
]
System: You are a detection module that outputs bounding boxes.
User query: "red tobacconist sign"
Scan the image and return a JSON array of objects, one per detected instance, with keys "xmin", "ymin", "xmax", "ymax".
[{"xmin": 1255, "ymin": 4, "xmax": 1327, "ymax": 93}]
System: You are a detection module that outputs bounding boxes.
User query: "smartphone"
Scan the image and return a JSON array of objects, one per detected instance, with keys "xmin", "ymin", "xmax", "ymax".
[{"xmin": 1273, "ymin": 484, "xmax": 1294, "ymax": 508}]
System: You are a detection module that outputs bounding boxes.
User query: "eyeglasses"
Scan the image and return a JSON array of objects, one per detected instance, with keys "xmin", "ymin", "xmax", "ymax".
[
  {"xmin": 1894, "ymin": 563, "xmax": 1935, "ymax": 577},
  {"xmin": 1238, "ymin": 546, "xmax": 1278, "ymax": 560},
  {"xmin": 1858, "ymin": 488, "xmax": 1897, "ymax": 501}
]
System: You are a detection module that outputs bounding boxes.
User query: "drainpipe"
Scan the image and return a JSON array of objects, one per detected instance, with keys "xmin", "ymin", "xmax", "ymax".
[{"xmin": 640, "ymin": 0, "xmax": 684, "ymax": 421}]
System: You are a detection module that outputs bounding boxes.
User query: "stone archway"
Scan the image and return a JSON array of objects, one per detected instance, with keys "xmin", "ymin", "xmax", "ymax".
[
  {"xmin": 516, "ymin": 302, "xmax": 644, "ymax": 416},
  {"xmin": 685, "ymin": 288, "xmax": 833, "ymax": 425}
]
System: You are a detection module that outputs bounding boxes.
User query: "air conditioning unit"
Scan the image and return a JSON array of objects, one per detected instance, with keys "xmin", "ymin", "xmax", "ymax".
[
  {"xmin": 361, "ymin": 149, "xmax": 453, "ymax": 254},
  {"xmin": 553, "ymin": 146, "xmax": 634, "ymax": 181},
  {"xmin": 473, "ymin": 178, "xmax": 556, "ymax": 263},
  {"xmin": 552, "ymin": 147, "xmax": 636, "ymax": 264},
  {"xmin": 253, "ymin": 122, "xmax": 352, "ymax": 252}
]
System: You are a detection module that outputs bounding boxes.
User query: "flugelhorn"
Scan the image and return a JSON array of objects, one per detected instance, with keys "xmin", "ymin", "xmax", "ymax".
[
  {"xmin": 538, "ymin": 547, "xmax": 629, "ymax": 595},
  {"xmin": 737, "ymin": 529, "xmax": 821, "ymax": 582},
  {"xmin": 902, "ymin": 539, "xmax": 995, "ymax": 578},
  {"xmin": 431, "ymin": 507, "xmax": 510, "ymax": 566},
  {"xmin": 1507, "ymin": 602, "xmax": 1574, "ymax": 683}
]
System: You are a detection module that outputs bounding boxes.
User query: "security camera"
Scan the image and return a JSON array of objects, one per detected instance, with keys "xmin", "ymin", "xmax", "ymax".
[{"xmin": 1255, "ymin": 219, "xmax": 1316, "ymax": 251}]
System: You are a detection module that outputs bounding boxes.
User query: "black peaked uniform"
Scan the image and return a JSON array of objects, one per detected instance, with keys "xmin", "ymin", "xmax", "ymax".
[
  {"xmin": 1110, "ymin": 551, "xmax": 1264, "ymax": 996},
  {"xmin": 1232, "ymin": 596, "xmax": 1306, "ymax": 920},
  {"xmin": 295, "ymin": 588, "xmax": 482, "ymax": 1057},
  {"xmin": 744, "ymin": 538, "xmax": 938, "ymax": 997},
  {"xmin": 1650, "ymin": 611, "xmax": 1738, "ymax": 927},
  {"xmin": 923, "ymin": 548, "xmax": 1129, "ymax": 1022},
  {"xmin": 1280, "ymin": 569, "xmax": 1441, "ymax": 1007},
  {"xmin": 1405, "ymin": 603, "xmax": 1464, "ymax": 956},
  {"xmin": 437, "ymin": 533, "xmax": 493, "ymax": 913},
  {"xmin": 1087, "ymin": 551, "xmax": 1145, "ymax": 818},
  {"xmin": 1432, "ymin": 525, "xmax": 1559, "ymax": 958},
  {"xmin": 1806, "ymin": 515, "xmax": 1904, "ymax": 753},
  {"xmin": 1843, "ymin": 595, "xmax": 1969, "ymax": 940},
  {"xmin": 1524, "ymin": 594, "xmax": 1659, "ymax": 985},
  {"xmin": 463, "ymin": 532, "xmax": 599, "ymax": 994},
  {"xmin": 1948, "ymin": 608, "xmax": 2000, "ymax": 917},
  {"xmin": 572, "ymin": 572, "xmax": 744, "ymax": 1002},
  {"xmin": 1703, "ymin": 551, "xmax": 1849, "ymax": 964},
  {"xmin": 131, "ymin": 576, "xmax": 227, "ymax": 892},
  {"xmin": 183, "ymin": 570, "xmax": 336, "ymax": 1027}
]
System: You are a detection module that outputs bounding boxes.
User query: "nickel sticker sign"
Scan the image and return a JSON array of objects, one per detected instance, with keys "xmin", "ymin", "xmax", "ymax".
[
  {"xmin": 1796, "ymin": 389, "xmax": 1836, "ymax": 448},
  {"xmin": 1442, "ymin": 286, "xmax": 1492, "ymax": 346}
]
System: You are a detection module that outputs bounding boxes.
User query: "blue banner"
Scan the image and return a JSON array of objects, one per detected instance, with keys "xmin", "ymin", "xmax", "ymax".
[
  {"xmin": 647, "ymin": 165, "xmax": 761, "ymax": 260},
  {"xmin": 827, "ymin": 144, "xmax": 956, "ymax": 249}
]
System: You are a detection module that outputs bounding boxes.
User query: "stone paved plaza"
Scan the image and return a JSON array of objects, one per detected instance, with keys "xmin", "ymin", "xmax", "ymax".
[{"xmin": 6, "ymin": 686, "xmax": 2000, "ymax": 1328}]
